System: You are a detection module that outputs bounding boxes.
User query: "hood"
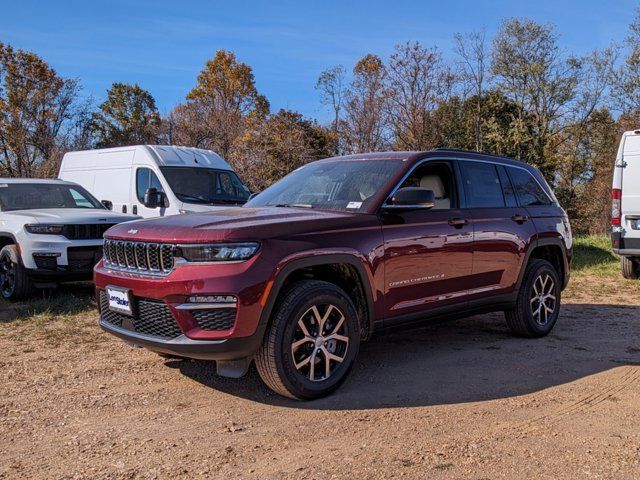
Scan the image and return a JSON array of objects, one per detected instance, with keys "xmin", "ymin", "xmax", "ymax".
[
  {"xmin": 105, "ymin": 206, "xmax": 376, "ymax": 243},
  {"xmin": 176, "ymin": 201, "xmax": 239, "ymax": 213},
  {"xmin": 4, "ymin": 208, "xmax": 139, "ymax": 224}
]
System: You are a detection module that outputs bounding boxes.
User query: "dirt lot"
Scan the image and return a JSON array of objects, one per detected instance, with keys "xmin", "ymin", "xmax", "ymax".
[{"xmin": 1, "ymin": 238, "xmax": 640, "ymax": 479}]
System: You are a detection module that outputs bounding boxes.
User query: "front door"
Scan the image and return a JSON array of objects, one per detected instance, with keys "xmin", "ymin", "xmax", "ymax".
[{"xmin": 381, "ymin": 160, "xmax": 474, "ymax": 319}]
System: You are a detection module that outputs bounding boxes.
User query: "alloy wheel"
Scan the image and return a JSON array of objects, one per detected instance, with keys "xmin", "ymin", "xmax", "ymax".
[
  {"xmin": 0, "ymin": 254, "xmax": 16, "ymax": 298},
  {"xmin": 530, "ymin": 273, "xmax": 556, "ymax": 326},
  {"xmin": 290, "ymin": 304, "xmax": 350, "ymax": 382}
]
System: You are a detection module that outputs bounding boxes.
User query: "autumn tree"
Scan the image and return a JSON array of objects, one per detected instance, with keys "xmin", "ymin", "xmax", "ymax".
[
  {"xmin": 491, "ymin": 18, "xmax": 581, "ymax": 179},
  {"xmin": 91, "ymin": 82, "xmax": 160, "ymax": 147},
  {"xmin": 230, "ymin": 109, "xmax": 333, "ymax": 191},
  {"xmin": 386, "ymin": 42, "xmax": 455, "ymax": 150},
  {"xmin": 316, "ymin": 65, "xmax": 345, "ymax": 151},
  {"xmin": 454, "ymin": 30, "xmax": 488, "ymax": 151},
  {"xmin": 0, "ymin": 43, "xmax": 89, "ymax": 177},
  {"xmin": 172, "ymin": 50, "xmax": 268, "ymax": 157},
  {"xmin": 341, "ymin": 54, "xmax": 389, "ymax": 153},
  {"xmin": 614, "ymin": 7, "xmax": 640, "ymax": 118}
]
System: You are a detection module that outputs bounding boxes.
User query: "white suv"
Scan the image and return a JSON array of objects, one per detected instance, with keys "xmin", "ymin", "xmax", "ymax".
[{"xmin": 0, "ymin": 178, "xmax": 138, "ymax": 300}]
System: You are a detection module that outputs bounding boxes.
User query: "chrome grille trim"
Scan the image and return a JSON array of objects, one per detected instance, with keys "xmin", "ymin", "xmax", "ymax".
[{"xmin": 103, "ymin": 239, "xmax": 174, "ymax": 276}]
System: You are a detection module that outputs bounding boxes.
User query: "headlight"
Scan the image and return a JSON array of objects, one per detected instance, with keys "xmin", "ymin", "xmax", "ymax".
[
  {"xmin": 25, "ymin": 224, "xmax": 64, "ymax": 235},
  {"xmin": 176, "ymin": 242, "xmax": 260, "ymax": 262}
]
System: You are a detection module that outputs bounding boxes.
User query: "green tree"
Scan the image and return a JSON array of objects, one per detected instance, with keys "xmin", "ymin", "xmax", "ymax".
[
  {"xmin": 91, "ymin": 82, "xmax": 160, "ymax": 147},
  {"xmin": 491, "ymin": 18, "xmax": 581, "ymax": 180}
]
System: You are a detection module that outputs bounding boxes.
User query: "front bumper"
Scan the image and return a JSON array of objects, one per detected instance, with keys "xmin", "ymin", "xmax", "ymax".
[
  {"xmin": 94, "ymin": 253, "xmax": 275, "ymax": 360},
  {"xmin": 99, "ymin": 318, "xmax": 264, "ymax": 361}
]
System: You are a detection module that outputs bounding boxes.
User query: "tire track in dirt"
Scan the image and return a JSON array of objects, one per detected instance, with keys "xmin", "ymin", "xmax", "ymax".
[{"xmin": 512, "ymin": 366, "xmax": 640, "ymax": 434}]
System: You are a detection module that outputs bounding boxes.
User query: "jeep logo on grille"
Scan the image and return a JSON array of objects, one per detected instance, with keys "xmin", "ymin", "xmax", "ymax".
[{"xmin": 128, "ymin": 229, "xmax": 138, "ymax": 234}]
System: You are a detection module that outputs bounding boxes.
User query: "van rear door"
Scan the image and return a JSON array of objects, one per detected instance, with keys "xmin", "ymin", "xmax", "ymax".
[{"xmin": 621, "ymin": 133, "xmax": 640, "ymax": 247}]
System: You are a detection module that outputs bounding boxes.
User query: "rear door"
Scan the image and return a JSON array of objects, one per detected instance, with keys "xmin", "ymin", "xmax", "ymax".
[
  {"xmin": 459, "ymin": 160, "xmax": 537, "ymax": 298},
  {"xmin": 381, "ymin": 160, "xmax": 474, "ymax": 319},
  {"xmin": 621, "ymin": 134, "xmax": 640, "ymax": 246}
]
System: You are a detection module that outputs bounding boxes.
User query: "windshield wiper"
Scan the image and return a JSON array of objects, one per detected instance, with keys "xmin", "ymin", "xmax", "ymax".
[{"xmin": 273, "ymin": 203, "xmax": 314, "ymax": 209}]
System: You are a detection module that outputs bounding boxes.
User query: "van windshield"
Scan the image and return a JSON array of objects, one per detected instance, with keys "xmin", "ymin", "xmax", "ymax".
[
  {"xmin": 0, "ymin": 183, "xmax": 105, "ymax": 212},
  {"xmin": 159, "ymin": 167, "xmax": 251, "ymax": 205}
]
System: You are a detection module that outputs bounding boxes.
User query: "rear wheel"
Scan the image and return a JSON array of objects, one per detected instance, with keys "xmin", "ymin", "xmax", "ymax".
[
  {"xmin": 255, "ymin": 280, "xmax": 360, "ymax": 400},
  {"xmin": 505, "ymin": 259, "xmax": 561, "ymax": 338},
  {"xmin": 621, "ymin": 257, "xmax": 640, "ymax": 280},
  {"xmin": 0, "ymin": 245, "xmax": 33, "ymax": 301}
]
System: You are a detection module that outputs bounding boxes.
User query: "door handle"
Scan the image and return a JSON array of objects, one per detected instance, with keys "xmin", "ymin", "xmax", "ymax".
[
  {"xmin": 448, "ymin": 218, "xmax": 469, "ymax": 228},
  {"xmin": 511, "ymin": 214, "xmax": 529, "ymax": 224}
]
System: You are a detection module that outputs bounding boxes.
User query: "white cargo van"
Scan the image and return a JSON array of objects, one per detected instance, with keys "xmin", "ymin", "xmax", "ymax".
[
  {"xmin": 612, "ymin": 130, "xmax": 640, "ymax": 279},
  {"xmin": 59, "ymin": 145, "xmax": 251, "ymax": 218}
]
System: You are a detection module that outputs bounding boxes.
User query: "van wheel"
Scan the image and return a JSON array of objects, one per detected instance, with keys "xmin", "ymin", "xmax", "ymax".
[
  {"xmin": 255, "ymin": 280, "xmax": 360, "ymax": 400},
  {"xmin": 621, "ymin": 257, "xmax": 640, "ymax": 279},
  {"xmin": 0, "ymin": 245, "xmax": 33, "ymax": 301},
  {"xmin": 505, "ymin": 259, "xmax": 561, "ymax": 338}
]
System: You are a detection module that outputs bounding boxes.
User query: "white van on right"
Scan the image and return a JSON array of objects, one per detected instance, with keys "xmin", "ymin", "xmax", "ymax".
[{"xmin": 612, "ymin": 130, "xmax": 640, "ymax": 279}]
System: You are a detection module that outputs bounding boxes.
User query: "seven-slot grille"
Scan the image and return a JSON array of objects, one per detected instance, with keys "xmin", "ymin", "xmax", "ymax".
[{"xmin": 103, "ymin": 239, "xmax": 174, "ymax": 274}]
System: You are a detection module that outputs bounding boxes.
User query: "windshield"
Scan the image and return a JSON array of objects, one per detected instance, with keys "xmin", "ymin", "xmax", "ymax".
[
  {"xmin": 0, "ymin": 182, "xmax": 104, "ymax": 212},
  {"xmin": 245, "ymin": 159, "xmax": 403, "ymax": 212},
  {"xmin": 160, "ymin": 167, "xmax": 250, "ymax": 205}
]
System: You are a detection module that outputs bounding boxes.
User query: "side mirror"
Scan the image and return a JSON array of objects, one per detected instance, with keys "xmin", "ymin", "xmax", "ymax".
[
  {"xmin": 383, "ymin": 187, "xmax": 435, "ymax": 211},
  {"xmin": 101, "ymin": 200, "xmax": 113, "ymax": 210},
  {"xmin": 143, "ymin": 188, "xmax": 167, "ymax": 209}
]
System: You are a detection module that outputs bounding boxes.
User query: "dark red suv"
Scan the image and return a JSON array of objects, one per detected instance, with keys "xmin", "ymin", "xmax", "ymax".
[{"xmin": 95, "ymin": 149, "xmax": 572, "ymax": 399}]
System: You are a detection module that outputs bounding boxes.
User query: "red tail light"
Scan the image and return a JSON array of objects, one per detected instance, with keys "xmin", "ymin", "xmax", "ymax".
[{"xmin": 612, "ymin": 188, "xmax": 622, "ymax": 226}]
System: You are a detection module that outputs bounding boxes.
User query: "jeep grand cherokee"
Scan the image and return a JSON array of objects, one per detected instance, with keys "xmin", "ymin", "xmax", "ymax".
[{"xmin": 95, "ymin": 149, "xmax": 572, "ymax": 400}]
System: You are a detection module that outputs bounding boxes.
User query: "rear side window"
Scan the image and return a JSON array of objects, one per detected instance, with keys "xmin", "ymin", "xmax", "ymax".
[
  {"xmin": 507, "ymin": 167, "xmax": 551, "ymax": 206},
  {"xmin": 460, "ymin": 161, "xmax": 505, "ymax": 208},
  {"xmin": 136, "ymin": 168, "xmax": 164, "ymax": 203},
  {"xmin": 497, "ymin": 166, "xmax": 518, "ymax": 207}
]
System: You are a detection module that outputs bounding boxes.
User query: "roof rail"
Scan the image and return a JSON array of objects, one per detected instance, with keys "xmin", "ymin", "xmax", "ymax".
[{"xmin": 431, "ymin": 147, "xmax": 527, "ymax": 164}]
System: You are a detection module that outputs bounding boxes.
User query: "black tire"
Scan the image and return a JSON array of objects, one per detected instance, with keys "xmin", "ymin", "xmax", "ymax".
[
  {"xmin": 505, "ymin": 259, "xmax": 561, "ymax": 338},
  {"xmin": 255, "ymin": 280, "xmax": 361, "ymax": 400},
  {"xmin": 621, "ymin": 256, "xmax": 640, "ymax": 280},
  {"xmin": 0, "ymin": 245, "xmax": 34, "ymax": 301}
]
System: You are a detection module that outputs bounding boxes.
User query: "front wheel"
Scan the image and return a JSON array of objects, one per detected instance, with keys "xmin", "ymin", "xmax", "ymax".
[
  {"xmin": 255, "ymin": 280, "xmax": 361, "ymax": 400},
  {"xmin": 0, "ymin": 245, "xmax": 33, "ymax": 301},
  {"xmin": 505, "ymin": 259, "xmax": 561, "ymax": 338}
]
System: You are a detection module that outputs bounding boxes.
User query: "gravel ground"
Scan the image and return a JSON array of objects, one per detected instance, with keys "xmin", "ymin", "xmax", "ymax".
[{"xmin": 1, "ymin": 279, "xmax": 640, "ymax": 479}]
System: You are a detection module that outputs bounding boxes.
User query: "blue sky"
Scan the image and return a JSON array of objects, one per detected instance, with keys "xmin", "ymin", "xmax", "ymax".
[{"xmin": 1, "ymin": 0, "xmax": 637, "ymax": 122}]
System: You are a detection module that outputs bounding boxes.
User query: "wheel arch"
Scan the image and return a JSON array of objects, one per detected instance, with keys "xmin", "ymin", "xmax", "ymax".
[
  {"xmin": 260, "ymin": 254, "xmax": 376, "ymax": 340},
  {"xmin": 517, "ymin": 238, "xmax": 570, "ymax": 291},
  {"xmin": 0, "ymin": 233, "xmax": 17, "ymax": 251}
]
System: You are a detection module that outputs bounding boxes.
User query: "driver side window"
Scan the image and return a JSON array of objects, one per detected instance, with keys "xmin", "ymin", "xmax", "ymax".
[
  {"xmin": 397, "ymin": 162, "xmax": 455, "ymax": 210},
  {"xmin": 136, "ymin": 168, "xmax": 164, "ymax": 203}
]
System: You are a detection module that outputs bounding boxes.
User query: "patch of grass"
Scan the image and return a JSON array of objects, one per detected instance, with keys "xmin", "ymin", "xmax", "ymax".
[
  {"xmin": 0, "ymin": 283, "xmax": 95, "ymax": 324},
  {"xmin": 572, "ymin": 235, "xmax": 619, "ymax": 277}
]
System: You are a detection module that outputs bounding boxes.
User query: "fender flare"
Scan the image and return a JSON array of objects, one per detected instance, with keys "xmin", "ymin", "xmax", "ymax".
[
  {"xmin": 258, "ymin": 253, "xmax": 377, "ymax": 338},
  {"xmin": 515, "ymin": 237, "xmax": 570, "ymax": 292}
]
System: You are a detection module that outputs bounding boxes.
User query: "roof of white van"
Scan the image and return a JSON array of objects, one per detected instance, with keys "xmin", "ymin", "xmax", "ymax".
[
  {"xmin": 0, "ymin": 178, "xmax": 73, "ymax": 185},
  {"xmin": 62, "ymin": 145, "xmax": 233, "ymax": 170}
]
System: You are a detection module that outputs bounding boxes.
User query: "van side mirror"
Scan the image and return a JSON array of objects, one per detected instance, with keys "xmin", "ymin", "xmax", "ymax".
[
  {"xmin": 383, "ymin": 187, "xmax": 435, "ymax": 211},
  {"xmin": 101, "ymin": 200, "xmax": 113, "ymax": 210},
  {"xmin": 143, "ymin": 188, "xmax": 167, "ymax": 209}
]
